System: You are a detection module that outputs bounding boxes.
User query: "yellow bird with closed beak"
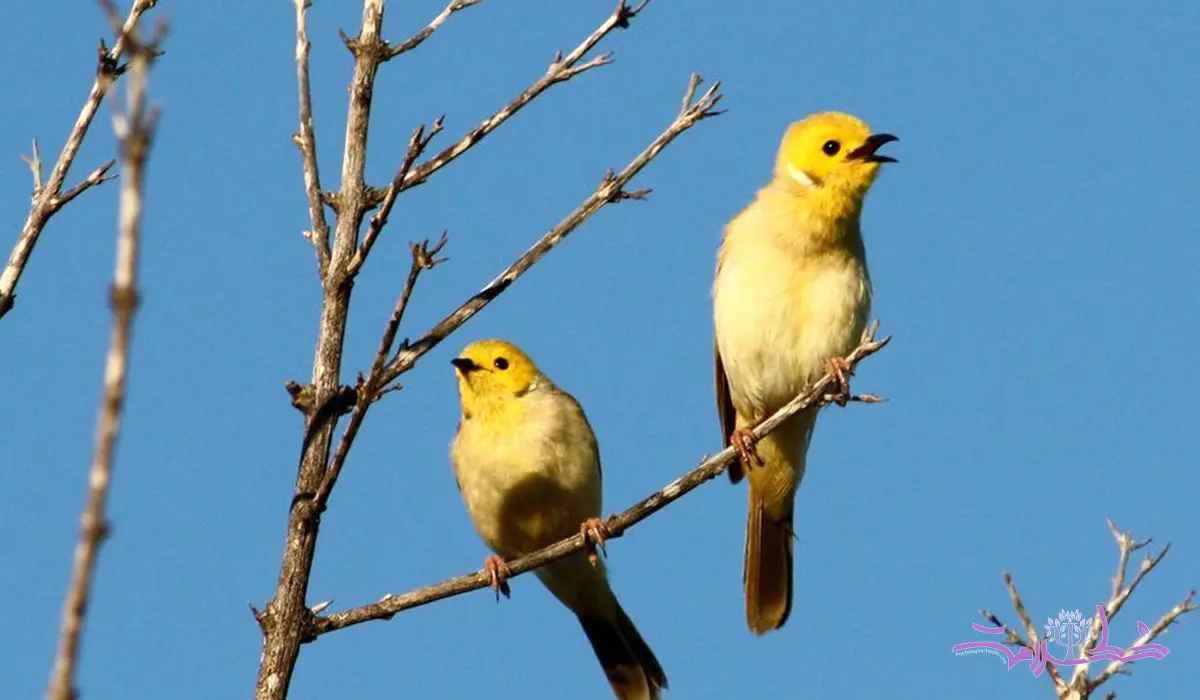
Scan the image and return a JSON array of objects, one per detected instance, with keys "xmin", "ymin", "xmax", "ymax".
[
  {"xmin": 450, "ymin": 339, "xmax": 667, "ymax": 699},
  {"xmin": 713, "ymin": 112, "xmax": 897, "ymax": 635}
]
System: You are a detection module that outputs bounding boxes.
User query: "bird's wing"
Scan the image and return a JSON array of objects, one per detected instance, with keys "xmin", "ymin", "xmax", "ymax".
[
  {"xmin": 714, "ymin": 341, "xmax": 744, "ymax": 484},
  {"xmin": 558, "ymin": 388, "xmax": 603, "ymax": 491},
  {"xmin": 713, "ymin": 228, "xmax": 747, "ymax": 485}
]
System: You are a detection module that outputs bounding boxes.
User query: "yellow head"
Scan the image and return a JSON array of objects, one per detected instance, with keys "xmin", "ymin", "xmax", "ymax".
[
  {"xmin": 451, "ymin": 339, "xmax": 542, "ymax": 419},
  {"xmin": 774, "ymin": 111, "xmax": 897, "ymax": 218}
]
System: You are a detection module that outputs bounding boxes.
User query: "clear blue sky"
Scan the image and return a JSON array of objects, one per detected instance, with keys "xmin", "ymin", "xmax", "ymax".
[{"xmin": 3, "ymin": 1, "xmax": 1197, "ymax": 698}]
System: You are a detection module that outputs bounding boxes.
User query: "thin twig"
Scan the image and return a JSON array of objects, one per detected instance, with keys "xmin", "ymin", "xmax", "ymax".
[
  {"xmin": 385, "ymin": 0, "xmax": 487, "ymax": 59},
  {"xmin": 1, "ymin": 0, "xmax": 158, "ymax": 323},
  {"xmin": 395, "ymin": 0, "xmax": 652, "ymax": 196},
  {"xmin": 46, "ymin": 16, "xmax": 160, "ymax": 700},
  {"xmin": 309, "ymin": 329, "xmax": 889, "ymax": 636},
  {"xmin": 292, "ymin": 0, "xmax": 332, "ymax": 277},
  {"xmin": 347, "ymin": 122, "xmax": 443, "ymax": 276},
  {"xmin": 312, "ymin": 234, "xmax": 449, "ymax": 509},
  {"xmin": 1090, "ymin": 591, "xmax": 1197, "ymax": 688},
  {"xmin": 378, "ymin": 74, "xmax": 722, "ymax": 388}
]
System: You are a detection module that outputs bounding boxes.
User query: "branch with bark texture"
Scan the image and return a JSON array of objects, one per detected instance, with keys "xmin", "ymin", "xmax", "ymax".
[
  {"xmin": 1, "ymin": 0, "xmax": 159, "ymax": 324},
  {"xmin": 45, "ymin": 10, "xmax": 162, "ymax": 699},
  {"xmin": 255, "ymin": 2, "xmax": 694, "ymax": 698},
  {"xmin": 979, "ymin": 519, "xmax": 1197, "ymax": 700},
  {"xmin": 307, "ymin": 328, "xmax": 890, "ymax": 637}
]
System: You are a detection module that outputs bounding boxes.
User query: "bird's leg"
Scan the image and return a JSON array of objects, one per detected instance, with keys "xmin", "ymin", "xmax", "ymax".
[
  {"xmin": 580, "ymin": 517, "xmax": 610, "ymax": 566},
  {"xmin": 826, "ymin": 356, "xmax": 854, "ymax": 407},
  {"xmin": 731, "ymin": 426, "xmax": 765, "ymax": 468},
  {"xmin": 482, "ymin": 555, "xmax": 512, "ymax": 601}
]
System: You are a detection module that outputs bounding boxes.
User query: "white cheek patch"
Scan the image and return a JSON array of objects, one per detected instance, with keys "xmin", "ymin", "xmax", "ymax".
[{"xmin": 787, "ymin": 163, "xmax": 816, "ymax": 188}]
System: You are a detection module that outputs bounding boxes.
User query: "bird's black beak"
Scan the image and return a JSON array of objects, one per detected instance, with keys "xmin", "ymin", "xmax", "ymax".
[
  {"xmin": 451, "ymin": 357, "xmax": 482, "ymax": 374},
  {"xmin": 848, "ymin": 133, "xmax": 899, "ymax": 163}
]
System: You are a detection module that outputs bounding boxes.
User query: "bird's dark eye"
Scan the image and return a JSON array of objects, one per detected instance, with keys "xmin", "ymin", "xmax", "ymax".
[
  {"xmin": 822, "ymin": 140, "xmax": 841, "ymax": 156},
  {"xmin": 493, "ymin": 357, "xmax": 509, "ymax": 370}
]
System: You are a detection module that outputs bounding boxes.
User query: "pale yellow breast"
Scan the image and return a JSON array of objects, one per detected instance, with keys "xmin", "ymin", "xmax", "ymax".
[
  {"xmin": 713, "ymin": 203, "xmax": 871, "ymax": 420},
  {"xmin": 451, "ymin": 387, "xmax": 602, "ymax": 558}
]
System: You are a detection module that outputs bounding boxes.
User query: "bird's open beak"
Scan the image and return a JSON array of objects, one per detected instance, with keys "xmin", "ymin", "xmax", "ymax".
[
  {"xmin": 451, "ymin": 357, "xmax": 483, "ymax": 374},
  {"xmin": 848, "ymin": 133, "xmax": 899, "ymax": 163}
]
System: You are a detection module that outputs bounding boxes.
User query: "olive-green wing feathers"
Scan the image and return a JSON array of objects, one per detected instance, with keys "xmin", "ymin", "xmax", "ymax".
[{"xmin": 714, "ymin": 342, "xmax": 744, "ymax": 484}]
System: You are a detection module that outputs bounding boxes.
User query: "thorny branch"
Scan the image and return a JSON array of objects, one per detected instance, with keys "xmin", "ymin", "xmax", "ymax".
[
  {"xmin": 307, "ymin": 328, "xmax": 890, "ymax": 637},
  {"xmin": 377, "ymin": 74, "xmax": 723, "ymax": 389},
  {"xmin": 45, "ymin": 9, "xmax": 162, "ymax": 699},
  {"xmin": 981, "ymin": 519, "xmax": 1197, "ymax": 700},
  {"xmin": 1, "ymin": 0, "xmax": 159, "ymax": 324}
]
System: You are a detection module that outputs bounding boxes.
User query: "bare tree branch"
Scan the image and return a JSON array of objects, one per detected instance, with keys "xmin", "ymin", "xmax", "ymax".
[
  {"xmin": 306, "ymin": 72, "xmax": 717, "ymax": 591},
  {"xmin": 982, "ymin": 572, "xmax": 1067, "ymax": 693},
  {"xmin": 347, "ymin": 122, "xmax": 444, "ymax": 276},
  {"xmin": 313, "ymin": 234, "xmax": 449, "ymax": 510},
  {"xmin": 378, "ymin": 75, "xmax": 722, "ymax": 388},
  {"xmin": 256, "ymin": 1, "xmax": 713, "ymax": 696},
  {"xmin": 254, "ymin": 1, "xmax": 397, "ymax": 693},
  {"xmin": 385, "ymin": 0, "xmax": 487, "ymax": 59},
  {"xmin": 1088, "ymin": 590, "xmax": 1197, "ymax": 690},
  {"xmin": 292, "ymin": 0, "xmax": 332, "ymax": 277},
  {"xmin": 1, "ymin": 0, "xmax": 159, "ymax": 324},
  {"xmin": 308, "ymin": 328, "xmax": 889, "ymax": 637},
  {"xmin": 392, "ymin": 0, "xmax": 653, "ymax": 198},
  {"xmin": 45, "ymin": 13, "xmax": 161, "ymax": 699}
]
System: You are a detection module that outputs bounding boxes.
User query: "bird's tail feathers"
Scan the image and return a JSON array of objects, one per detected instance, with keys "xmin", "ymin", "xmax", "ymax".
[
  {"xmin": 577, "ymin": 595, "xmax": 668, "ymax": 700},
  {"xmin": 744, "ymin": 486, "xmax": 795, "ymax": 635}
]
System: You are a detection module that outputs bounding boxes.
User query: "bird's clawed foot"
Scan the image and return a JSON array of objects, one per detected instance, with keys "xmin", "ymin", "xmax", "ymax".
[
  {"xmin": 731, "ymin": 426, "xmax": 765, "ymax": 469},
  {"xmin": 826, "ymin": 356, "xmax": 854, "ymax": 406},
  {"xmin": 483, "ymin": 555, "xmax": 511, "ymax": 601},
  {"xmin": 581, "ymin": 517, "xmax": 610, "ymax": 566}
]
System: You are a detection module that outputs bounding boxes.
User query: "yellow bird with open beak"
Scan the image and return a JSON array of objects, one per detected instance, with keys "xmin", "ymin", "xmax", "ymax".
[{"xmin": 713, "ymin": 112, "xmax": 897, "ymax": 635}]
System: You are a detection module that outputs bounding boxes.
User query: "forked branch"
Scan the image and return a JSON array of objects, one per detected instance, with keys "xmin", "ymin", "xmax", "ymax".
[
  {"xmin": 312, "ymin": 234, "xmax": 449, "ymax": 510},
  {"xmin": 393, "ymin": 0, "xmax": 654, "ymax": 196},
  {"xmin": 385, "ymin": 0, "xmax": 488, "ymax": 59},
  {"xmin": 1, "ymin": 0, "xmax": 159, "ymax": 324},
  {"xmin": 378, "ymin": 74, "xmax": 722, "ymax": 388}
]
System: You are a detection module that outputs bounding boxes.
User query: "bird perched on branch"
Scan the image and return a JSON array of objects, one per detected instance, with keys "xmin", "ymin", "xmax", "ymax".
[
  {"xmin": 712, "ymin": 112, "xmax": 897, "ymax": 635},
  {"xmin": 450, "ymin": 339, "xmax": 667, "ymax": 699}
]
